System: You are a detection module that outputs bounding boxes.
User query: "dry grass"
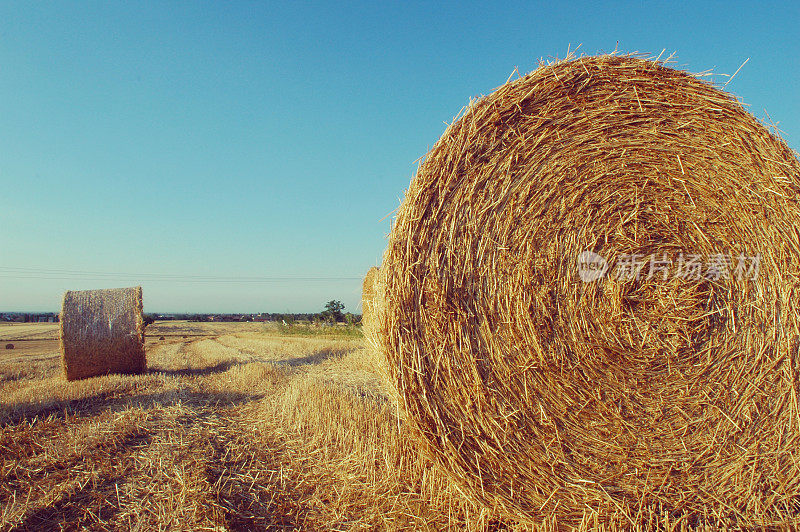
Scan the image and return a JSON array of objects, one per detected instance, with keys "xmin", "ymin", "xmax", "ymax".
[
  {"xmin": 146, "ymin": 320, "xmax": 271, "ymax": 338},
  {"xmin": 0, "ymin": 323, "xmax": 59, "ymax": 341},
  {"xmin": 0, "ymin": 321, "xmax": 513, "ymax": 531},
  {"xmin": 379, "ymin": 53, "xmax": 800, "ymax": 527}
]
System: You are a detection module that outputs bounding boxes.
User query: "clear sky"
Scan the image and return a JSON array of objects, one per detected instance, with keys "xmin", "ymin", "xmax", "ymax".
[{"xmin": 1, "ymin": 1, "xmax": 798, "ymax": 313}]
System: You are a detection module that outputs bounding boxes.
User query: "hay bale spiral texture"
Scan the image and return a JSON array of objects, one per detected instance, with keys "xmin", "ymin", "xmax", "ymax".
[
  {"xmin": 60, "ymin": 286, "xmax": 146, "ymax": 381},
  {"xmin": 380, "ymin": 55, "xmax": 800, "ymax": 527}
]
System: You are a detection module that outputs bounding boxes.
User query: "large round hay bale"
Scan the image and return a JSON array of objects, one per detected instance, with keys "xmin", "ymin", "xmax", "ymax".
[
  {"xmin": 379, "ymin": 55, "xmax": 800, "ymax": 527},
  {"xmin": 60, "ymin": 286, "xmax": 146, "ymax": 381}
]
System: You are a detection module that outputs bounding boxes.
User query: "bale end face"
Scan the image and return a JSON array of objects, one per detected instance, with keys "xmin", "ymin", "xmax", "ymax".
[
  {"xmin": 60, "ymin": 286, "xmax": 146, "ymax": 381},
  {"xmin": 380, "ymin": 54, "xmax": 800, "ymax": 526}
]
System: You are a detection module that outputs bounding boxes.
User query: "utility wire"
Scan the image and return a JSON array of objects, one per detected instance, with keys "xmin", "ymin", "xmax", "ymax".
[{"xmin": 0, "ymin": 266, "xmax": 361, "ymax": 283}]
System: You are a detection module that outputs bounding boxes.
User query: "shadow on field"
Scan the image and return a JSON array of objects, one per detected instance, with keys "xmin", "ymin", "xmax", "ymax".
[
  {"xmin": 6, "ymin": 429, "xmax": 154, "ymax": 531},
  {"xmin": 270, "ymin": 349, "xmax": 344, "ymax": 367},
  {"xmin": 149, "ymin": 360, "xmax": 243, "ymax": 377},
  {"xmin": 0, "ymin": 389, "xmax": 260, "ymax": 427},
  {"xmin": 11, "ymin": 476, "xmax": 124, "ymax": 531},
  {"xmin": 202, "ymin": 433, "xmax": 314, "ymax": 530}
]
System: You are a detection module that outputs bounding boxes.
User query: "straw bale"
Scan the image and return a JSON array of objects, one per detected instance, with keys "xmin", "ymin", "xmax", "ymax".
[
  {"xmin": 379, "ymin": 54, "xmax": 800, "ymax": 527},
  {"xmin": 361, "ymin": 267, "xmax": 381, "ymax": 345},
  {"xmin": 4, "ymin": 344, "xmax": 13, "ymax": 350},
  {"xmin": 60, "ymin": 286, "xmax": 146, "ymax": 381}
]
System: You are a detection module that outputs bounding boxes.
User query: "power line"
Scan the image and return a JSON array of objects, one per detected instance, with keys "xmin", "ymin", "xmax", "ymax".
[{"xmin": 0, "ymin": 266, "xmax": 362, "ymax": 283}]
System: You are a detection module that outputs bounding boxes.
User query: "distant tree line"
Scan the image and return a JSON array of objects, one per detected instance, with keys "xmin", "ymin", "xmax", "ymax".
[
  {"xmin": 146, "ymin": 301, "xmax": 359, "ymax": 325},
  {"xmin": 1, "ymin": 303, "xmax": 359, "ymax": 326}
]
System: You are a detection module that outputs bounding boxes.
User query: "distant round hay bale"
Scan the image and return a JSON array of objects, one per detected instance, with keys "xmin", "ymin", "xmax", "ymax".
[
  {"xmin": 159, "ymin": 336, "xmax": 166, "ymax": 341},
  {"xmin": 379, "ymin": 55, "xmax": 800, "ymax": 527},
  {"xmin": 362, "ymin": 266, "xmax": 398, "ymax": 404},
  {"xmin": 60, "ymin": 286, "xmax": 146, "ymax": 381},
  {"xmin": 361, "ymin": 267, "xmax": 381, "ymax": 344},
  {"xmin": 4, "ymin": 343, "xmax": 13, "ymax": 350}
]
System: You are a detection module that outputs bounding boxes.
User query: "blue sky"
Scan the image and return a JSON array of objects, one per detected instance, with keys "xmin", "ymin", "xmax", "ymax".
[{"xmin": 1, "ymin": 1, "xmax": 798, "ymax": 313}]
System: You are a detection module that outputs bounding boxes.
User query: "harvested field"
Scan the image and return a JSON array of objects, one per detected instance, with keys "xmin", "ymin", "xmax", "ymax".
[
  {"xmin": 0, "ymin": 321, "xmax": 504, "ymax": 531},
  {"xmin": 0, "ymin": 322, "xmax": 60, "ymax": 341},
  {"xmin": 146, "ymin": 320, "xmax": 270, "ymax": 338},
  {"xmin": 1, "ymin": 340, "xmax": 58, "ymax": 359}
]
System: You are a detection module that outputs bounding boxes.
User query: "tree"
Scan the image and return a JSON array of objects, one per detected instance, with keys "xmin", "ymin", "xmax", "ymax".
[{"xmin": 322, "ymin": 300, "xmax": 345, "ymax": 323}]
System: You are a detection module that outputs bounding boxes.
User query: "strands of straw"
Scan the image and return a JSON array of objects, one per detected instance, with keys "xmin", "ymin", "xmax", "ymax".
[
  {"xmin": 379, "ymin": 54, "xmax": 800, "ymax": 527},
  {"xmin": 362, "ymin": 267, "xmax": 381, "ymax": 346},
  {"xmin": 60, "ymin": 287, "xmax": 146, "ymax": 381}
]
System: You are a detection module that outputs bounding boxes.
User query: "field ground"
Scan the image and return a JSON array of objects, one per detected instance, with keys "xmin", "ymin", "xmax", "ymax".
[{"xmin": 0, "ymin": 321, "xmax": 495, "ymax": 531}]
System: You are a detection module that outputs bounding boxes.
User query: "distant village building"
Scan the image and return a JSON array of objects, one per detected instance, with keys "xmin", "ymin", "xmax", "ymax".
[{"xmin": 0, "ymin": 313, "xmax": 58, "ymax": 322}]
